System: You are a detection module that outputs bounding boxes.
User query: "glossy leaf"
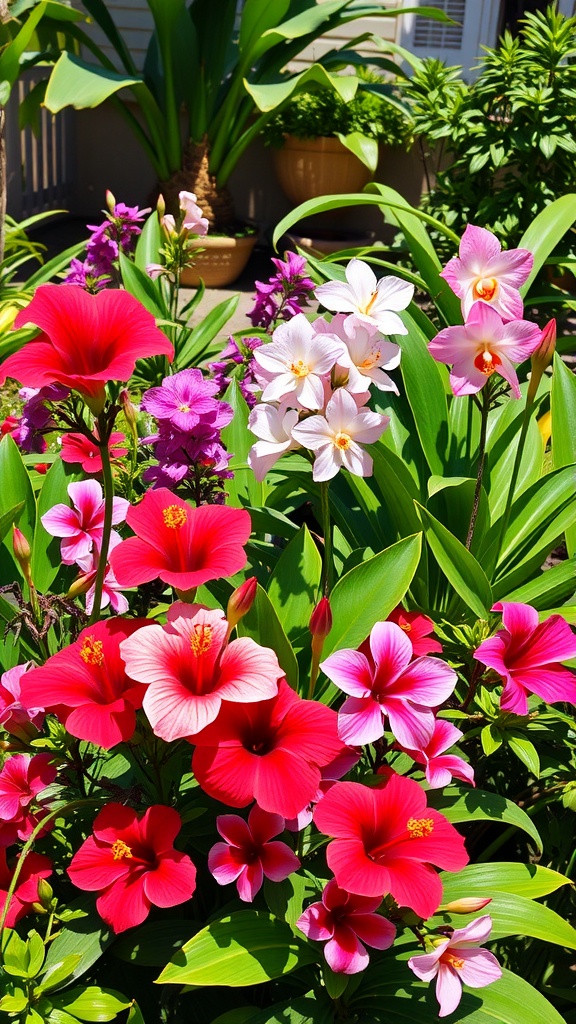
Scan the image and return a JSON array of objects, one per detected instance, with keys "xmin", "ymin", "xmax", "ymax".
[
  {"xmin": 519, "ymin": 194, "xmax": 576, "ymax": 294},
  {"xmin": 434, "ymin": 891, "xmax": 576, "ymax": 949},
  {"xmin": 395, "ymin": 311, "xmax": 449, "ymax": 476},
  {"xmin": 51, "ymin": 986, "xmax": 130, "ymax": 1022},
  {"xmin": 428, "ymin": 786, "xmax": 542, "ymax": 851},
  {"xmin": 220, "ymin": 380, "xmax": 262, "ymax": 508},
  {"xmin": 45, "ymin": 52, "xmax": 142, "ymax": 111},
  {"xmin": 551, "ymin": 352, "xmax": 576, "ymax": 555},
  {"xmin": 267, "ymin": 526, "xmax": 322, "ymax": 643},
  {"xmin": 439, "ymin": 862, "xmax": 571, "ymax": 902},
  {"xmin": 175, "ymin": 294, "xmax": 239, "ymax": 370},
  {"xmin": 417, "ymin": 503, "xmax": 493, "ymax": 618},
  {"xmin": 0, "ymin": 436, "xmax": 36, "ymax": 583},
  {"xmin": 238, "ymin": 584, "xmax": 299, "ymax": 689}
]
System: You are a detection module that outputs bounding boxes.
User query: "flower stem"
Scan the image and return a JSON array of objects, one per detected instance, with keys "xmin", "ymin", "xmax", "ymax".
[
  {"xmin": 89, "ymin": 422, "xmax": 115, "ymax": 624},
  {"xmin": 320, "ymin": 481, "xmax": 333, "ymax": 595},
  {"xmin": 495, "ymin": 387, "xmax": 537, "ymax": 564},
  {"xmin": 465, "ymin": 388, "xmax": 490, "ymax": 550}
]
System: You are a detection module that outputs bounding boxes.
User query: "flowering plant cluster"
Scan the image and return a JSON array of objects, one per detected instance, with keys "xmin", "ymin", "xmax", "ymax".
[
  {"xmin": 65, "ymin": 191, "xmax": 150, "ymax": 292},
  {"xmin": 0, "ymin": 195, "xmax": 575, "ymax": 1024}
]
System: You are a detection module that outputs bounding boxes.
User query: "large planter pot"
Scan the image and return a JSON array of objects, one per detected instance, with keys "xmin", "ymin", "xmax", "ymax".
[
  {"xmin": 273, "ymin": 135, "xmax": 372, "ymax": 206},
  {"xmin": 180, "ymin": 233, "xmax": 257, "ymax": 288},
  {"xmin": 286, "ymin": 228, "xmax": 376, "ymax": 259}
]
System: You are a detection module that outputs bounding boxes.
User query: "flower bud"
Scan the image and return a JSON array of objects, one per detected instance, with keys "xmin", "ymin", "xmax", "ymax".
[
  {"xmin": 12, "ymin": 525, "xmax": 32, "ymax": 585},
  {"xmin": 528, "ymin": 319, "xmax": 556, "ymax": 401},
  {"xmin": 66, "ymin": 573, "xmax": 93, "ymax": 600},
  {"xmin": 105, "ymin": 189, "xmax": 116, "ymax": 214},
  {"xmin": 309, "ymin": 597, "xmax": 332, "ymax": 639},
  {"xmin": 441, "ymin": 897, "xmax": 492, "ymax": 914},
  {"xmin": 36, "ymin": 878, "xmax": 54, "ymax": 908},
  {"xmin": 119, "ymin": 388, "xmax": 138, "ymax": 433},
  {"xmin": 156, "ymin": 192, "xmax": 166, "ymax": 219},
  {"xmin": 227, "ymin": 576, "xmax": 258, "ymax": 630}
]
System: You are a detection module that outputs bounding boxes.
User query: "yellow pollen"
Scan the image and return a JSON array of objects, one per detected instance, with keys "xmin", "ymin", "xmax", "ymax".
[
  {"xmin": 289, "ymin": 359, "xmax": 309, "ymax": 378},
  {"xmin": 473, "ymin": 276, "xmax": 498, "ymax": 302},
  {"xmin": 399, "ymin": 622, "xmax": 412, "ymax": 633},
  {"xmin": 407, "ymin": 817, "xmax": 434, "ymax": 838},
  {"xmin": 162, "ymin": 504, "xmax": 188, "ymax": 529},
  {"xmin": 360, "ymin": 349, "xmax": 381, "ymax": 369},
  {"xmin": 80, "ymin": 635, "xmax": 105, "ymax": 666},
  {"xmin": 443, "ymin": 952, "xmax": 466, "ymax": 971},
  {"xmin": 190, "ymin": 623, "xmax": 213, "ymax": 657},
  {"xmin": 111, "ymin": 839, "xmax": 132, "ymax": 861},
  {"xmin": 360, "ymin": 291, "xmax": 378, "ymax": 316},
  {"xmin": 334, "ymin": 431, "xmax": 352, "ymax": 451},
  {"xmin": 178, "ymin": 403, "xmax": 191, "ymax": 413}
]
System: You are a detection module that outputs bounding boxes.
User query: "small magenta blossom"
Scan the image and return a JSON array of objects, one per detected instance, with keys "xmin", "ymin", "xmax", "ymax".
[
  {"xmin": 253, "ymin": 314, "xmax": 345, "ymax": 410},
  {"xmin": 428, "ymin": 302, "xmax": 542, "ymax": 398},
  {"xmin": 440, "ymin": 224, "xmax": 533, "ymax": 321},
  {"xmin": 297, "ymin": 879, "xmax": 395, "ymax": 974},
  {"xmin": 474, "ymin": 601, "xmax": 576, "ymax": 715},
  {"xmin": 402, "ymin": 719, "xmax": 475, "ymax": 789},
  {"xmin": 0, "ymin": 664, "xmax": 44, "ymax": 740},
  {"xmin": 291, "ymin": 388, "xmax": 389, "ymax": 482},
  {"xmin": 408, "ymin": 916, "xmax": 502, "ymax": 1017},
  {"xmin": 315, "ymin": 259, "xmax": 414, "ymax": 334},
  {"xmin": 208, "ymin": 804, "xmax": 300, "ymax": 902},
  {"xmin": 41, "ymin": 480, "xmax": 129, "ymax": 565},
  {"xmin": 247, "ymin": 404, "xmax": 300, "ymax": 481}
]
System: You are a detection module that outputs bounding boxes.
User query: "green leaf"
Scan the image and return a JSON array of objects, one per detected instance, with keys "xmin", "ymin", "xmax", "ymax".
[
  {"xmin": 435, "ymin": 891, "xmax": 576, "ymax": 949},
  {"xmin": 507, "ymin": 732, "xmax": 540, "ymax": 777},
  {"xmin": 42, "ymin": 896, "xmax": 114, "ymax": 985},
  {"xmin": 519, "ymin": 194, "xmax": 576, "ymax": 295},
  {"xmin": 26, "ymin": 930, "xmax": 45, "ymax": 978},
  {"xmin": 126, "ymin": 1003, "xmax": 146, "ymax": 1024},
  {"xmin": 503, "ymin": 557, "xmax": 576, "ymax": 610},
  {"xmin": 336, "ymin": 130, "xmax": 378, "ymax": 171},
  {"xmin": 220, "ymin": 380, "xmax": 262, "ymax": 508},
  {"xmin": 38, "ymin": 954, "xmax": 82, "ymax": 994},
  {"xmin": 263, "ymin": 873, "xmax": 308, "ymax": 929},
  {"xmin": 51, "ymin": 986, "xmax": 130, "ymax": 1022},
  {"xmin": 238, "ymin": 584, "xmax": 299, "ymax": 689},
  {"xmin": 428, "ymin": 786, "xmax": 542, "ymax": 851},
  {"xmin": 246, "ymin": 63, "xmax": 357, "ymax": 112},
  {"xmin": 324, "ymin": 534, "xmax": 422, "ymax": 656},
  {"xmin": 0, "ymin": 435, "xmax": 36, "ymax": 583},
  {"xmin": 417, "ymin": 503, "xmax": 493, "ymax": 618},
  {"xmin": 44, "ymin": 51, "xmax": 142, "ymax": 111},
  {"xmin": 112, "ymin": 921, "xmax": 198, "ymax": 967},
  {"xmin": 0, "ymin": 501, "xmax": 24, "ymax": 544},
  {"xmin": 551, "ymin": 352, "xmax": 576, "ymax": 555},
  {"xmin": 439, "ymin": 862, "xmax": 571, "ymax": 902},
  {"xmin": 481, "ymin": 723, "xmax": 503, "ymax": 756},
  {"xmin": 175, "ymin": 294, "xmax": 239, "ymax": 369},
  {"xmin": 267, "ymin": 526, "xmax": 322, "ymax": 643},
  {"xmin": 395, "ymin": 311, "xmax": 449, "ymax": 476},
  {"xmin": 156, "ymin": 911, "xmax": 316, "ymax": 987},
  {"xmin": 119, "ymin": 253, "xmax": 166, "ymax": 319}
]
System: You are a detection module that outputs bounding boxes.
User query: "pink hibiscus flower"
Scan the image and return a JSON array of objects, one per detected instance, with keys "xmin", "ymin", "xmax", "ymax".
[
  {"xmin": 0, "ymin": 849, "xmax": 52, "ymax": 928},
  {"xmin": 408, "ymin": 915, "xmax": 502, "ymax": 1017},
  {"xmin": 297, "ymin": 878, "xmax": 395, "ymax": 974},
  {"xmin": 208, "ymin": 804, "xmax": 300, "ymax": 902},
  {"xmin": 440, "ymin": 224, "xmax": 533, "ymax": 321},
  {"xmin": 428, "ymin": 302, "xmax": 541, "ymax": 399},
  {"xmin": 0, "ymin": 663, "xmax": 44, "ymax": 740},
  {"xmin": 41, "ymin": 480, "xmax": 129, "ymax": 565},
  {"xmin": 387, "ymin": 607, "xmax": 443, "ymax": 657},
  {"xmin": 120, "ymin": 602, "xmax": 283, "ymax": 742},
  {"xmin": 192, "ymin": 679, "xmax": 344, "ymax": 819},
  {"xmin": 61, "ymin": 431, "xmax": 128, "ymax": 473},
  {"xmin": 313, "ymin": 774, "xmax": 469, "ymax": 920},
  {"xmin": 321, "ymin": 621, "xmax": 457, "ymax": 749},
  {"xmin": 0, "ymin": 753, "xmax": 57, "ymax": 846},
  {"xmin": 474, "ymin": 601, "xmax": 576, "ymax": 715},
  {"xmin": 109, "ymin": 488, "xmax": 251, "ymax": 592},
  {"xmin": 20, "ymin": 619, "xmax": 151, "ymax": 749},
  {"xmin": 75, "ymin": 534, "xmax": 129, "ymax": 615},
  {"xmin": 401, "ymin": 719, "xmax": 475, "ymax": 789},
  {"xmin": 67, "ymin": 803, "xmax": 197, "ymax": 934}
]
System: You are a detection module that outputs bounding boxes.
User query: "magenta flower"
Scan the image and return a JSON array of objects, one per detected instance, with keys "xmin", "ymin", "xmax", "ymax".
[
  {"xmin": 428, "ymin": 302, "xmax": 542, "ymax": 398},
  {"xmin": 140, "ymin": 369, "xmax": 221, "ymax": 432},
  {"xmin": 291, "ymin": 387, "xmax": 389, "ymax": 482},
  {"xmin": 297, "ymin": 878, "xmax": 395, "ymax": 974},
  {"xmin": 0, "ymin": 753, "xmax": 56, "ymax": 845},
  {"xmin": 408, "ymin": 915, "xmax": 502, "ymax": 1017},
  {"xmin": 321, "ymin": 621, "xmax": 457, "ymax": 749},
  {"xmin": 60, "ymin": 431, "xmax": 128, "ymax": 474},
  {"xmin": 0, "ymin": 663, "xmax": 44, "ymax": 740},
  {"xmin": 315, "ymin": 259, "xmax": 414, "ymax": 334},
  {"xmin": 474, "ymin": 601, "xmax": 576, "ymax": 715},
  {"xmin": 402, "ymin": 719, "xmax": 475, "ymax": 789},
  {"xmin": 208, "ymin": 804, "xmax": 300, "ymax": 902},
  {"xmin": 75, "ymin": 535, "xmax": 129, "ymax": 615},
  {"xmin": 41, "ymin": 480, "xmax": 129, "ymax": 565},
  {"xmin": 440, "ymin": 224, "xmax": 533, "ymax": 321},
  {"xmin": 253, "ymin": 313, "xmax": 345, "ymax": 410}
]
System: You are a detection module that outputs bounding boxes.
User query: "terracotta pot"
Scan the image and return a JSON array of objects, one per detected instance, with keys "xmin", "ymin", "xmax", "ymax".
[
  {"xmin": 286, "ymin": 228, "xmax": 376, "ymax": 259},
  {"xmin": 273, "ymin": 135, "xmax": 372, "ymax": 205},
  {"xmin": 180, "ymin": 233, "xmax": 257, "ymax": 288}
]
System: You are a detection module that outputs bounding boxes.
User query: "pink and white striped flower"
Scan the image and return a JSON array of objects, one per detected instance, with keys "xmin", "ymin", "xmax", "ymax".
[
  {"xmin": 440, "ymin": 224, "xmax": 533, "ymax": 321},
  {"xmin": 208, "ymin": 804, "xmax": 299, "ymax": 902},
  {"xmin": 297, "ymin": 878, "xmax": 395, "ymax": 974},
  {"xmin": 408, "ymin": 916, "xmax": 501, "ymax": 1017},
  {"xmin": 315, "ymin": 259, "xmax": 414, "ymax": 334},
  {"xmin": 402, "ymin": 719, "xmax": 475, "ymax": 789},
  {"xmin": 253, "ymin": 313, "xmax": 345, "ymax": 410},
  {"xmin": 321, "ymin": 621, "xmax": 457, "ymax": 749},
  {"xmin": 291, "ymin": 388, "xmax": 389, "ymax": 482},
  {"xmin": 247, "ymin": 403, "xmax": 300, "ymax": 481},
  {"xmin": 41, "ymin": 480, "xmax": 129, "ymax": 565}
]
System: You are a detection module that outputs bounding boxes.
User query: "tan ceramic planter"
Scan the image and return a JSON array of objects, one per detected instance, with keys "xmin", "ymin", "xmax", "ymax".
[
  {"xmin": 181, "ymin": 234, "xmax": 257, "ymax": 288},
  {"xmin": 273, "ymin": 135, "xmax": 372, "ymax": 205}
]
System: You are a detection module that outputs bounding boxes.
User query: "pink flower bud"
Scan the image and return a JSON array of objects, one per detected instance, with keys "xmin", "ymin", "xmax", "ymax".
[
  {"xmin": 309, "ymin": 597, "xmax": 332, "ymax": 639},
  {"xmin": 119, "ymin": 388, "xmax": 138, "ymax": 432},
  {"xmin": 12, "ymin": 525, "xmax": 31, "ymax": 567},
  {"xmin": 105, "ymin": 189, "xmax": 116, "ymax": 214},
  {"xmin": 442, "ymin": 897, "xmax": 492, "ymax": 914},
  {"xmin": 227, "ymin": 577, "xmax": 258, "ymax": 630},
  {"xmin": 532, "ymin": 318, "xmax": 556, "ymax": 374}
]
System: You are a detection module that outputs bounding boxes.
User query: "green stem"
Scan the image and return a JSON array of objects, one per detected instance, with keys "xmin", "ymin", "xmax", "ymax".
[
  {"xmin": 495, "ymin": 389, "xmax": 537, "ymax": 564},
  {"xmin": 465, "ymin": 387, "xmax": 490, "ymax": 550},
  {"xmin": 89, "ymin": 425, "xmax": 115, "ymax": 625},
  {"xmin": 320, "ymin": 481, "xmax": 333, "ymax": 595}
]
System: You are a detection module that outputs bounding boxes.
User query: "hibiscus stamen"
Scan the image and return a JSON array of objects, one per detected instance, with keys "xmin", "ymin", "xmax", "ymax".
[
  {"xmin": 474, "ymin": 349, "xmax": 501, "ymax": 376},
  {"xmin": 407, "ymin": 817, "xmax": 434, "ymax": 838},
  {"xmin": 79, "ymin": 635, "xmax": 105, "ymax": 666},
  {"xmin": 334, "ymin": 431, "xmax": 352, "ymax": 451},
  {"xmin": 289, "ymin": 359, "xmax": 310, "ymax": 378},
  {"xmin": 398, "ymin": 622, "xmax": 412, "ymax": 633},
  {"xmin": 190, "ymin": 623, "xmax": 213, "ymax": 657},
  {"xmin": 162, "ymin": 505, "xmax": 188, "ymax": 529},
  {"xmin": 111, "ymin": 839, "xmax": 133, "ymax": 861},
  {"xmin": 473, "ymin": 276, "xmax": 498, "ymax": 302}
]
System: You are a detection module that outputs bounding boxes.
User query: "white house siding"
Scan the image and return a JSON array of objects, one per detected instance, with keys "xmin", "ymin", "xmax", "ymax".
[{"xmin": 71, "ymin": 0, "xmax": 154, "ymax": 73}]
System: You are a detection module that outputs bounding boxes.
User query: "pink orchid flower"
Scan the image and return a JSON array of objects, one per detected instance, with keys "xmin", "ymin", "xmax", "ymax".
[
  {"xmin": 247, "ymin": 403, "xmax": 300, "ymax": 481},
  {"xmin": 402, "ymin": 719, "xmax": 475, "ymax": 789},
  {"xmin": 321, "ymin": 621, "xmax": 457, "ymax": 749},
  {"xmin": 474, "ymin": 601, "xmax": 576, "ymax": 716},
  {"xmin": 297, "ymin": 878, "xmax": 395, "ymax": 974},
  {"xmin": 253, "ymin": 313, "xmax": 345, "ymax": 410},
  {"xmin": 315, "ymin": 314, "xmax": 401, "ymax": 393},
  {"xmin": 179, "ymin": 190, "xmax": 209, "ymax": 235},
  {"xmin": 428, "ymin": 302, "xmax": 542, "ymax": 398},
  {"xmin": 41, "ymin": 480, "xmax": 129, "ymax": 565},
  {"xmin": 408, "ymin": 916, "xmax": 502, "ymax": 1017},
  {"xmin": 315, "ymin": 259, "xmax": 414, "ymax": 334},
  {"xmin": 0, "ymin": 663, "xmax": 44, "ymax": 740},
  {"xmin": 440, "ymin": 224, "xmax": 533, "ymax": 321},
  {"xmin": 75, "ymin": 535, "xmax": 129, "ymax": 615},
  {"xmin": 291, "ymin": 387, "xmax": 389, "ymax": 482},
  {"xmin": 208, "ymin": 804, "xmax": 300, "ymax": 902}
]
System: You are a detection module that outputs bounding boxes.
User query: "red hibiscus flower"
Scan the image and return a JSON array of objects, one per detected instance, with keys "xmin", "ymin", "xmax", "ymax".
[
  {"xmin": 192, "ymin": 679, "xmax": 344, "ymax": 818},
  {"xmin": 313, "ymin": 774, "xmax": 468, "ymax": 920},
  {"xmin": 0, "ymin": 849, "xmax": 52, "ymax": 928},
  {"xmin": 67, "ymin": 803, "xmax": 197, "ymax": 933},
  {"xmin": 109, "ymin": 488, "xmax": 251, "ymax": 592},
  {"xmin": 1, "ymin": 285, "xmax": 173, "ymax": 407},
  {"xmin": 387, "ymin": 606, "xmax": 443, "ymax": 657},
  {"xmin": 61, "ymin": 431, "xmax": 128, "ymax": 473},
  {"xmin": 20, "ymin": 619, "xmax": 152, "ymax": 749}
]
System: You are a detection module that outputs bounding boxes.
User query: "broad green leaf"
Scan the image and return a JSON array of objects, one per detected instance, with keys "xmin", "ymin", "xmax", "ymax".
[
  {"xmin": 519, "ymin": 194, "xmax": 576, "ymax": 295},
  {"xmin": 0, "ymin": 436, "xmax": 36, "ymax": 584},
  {"xmin": 113, "ymin": 921, "xmax": 198, "ymax": 967},
  {"xmin": 51, "ymin": 986, "xmax": 130, "ymax": 1021},
  {"xmin": 220, "ymin": 380, "xmax": 262, "ymax": 508},
  {"xmin": 134, "ymin": 209, "xmax": 162, "ymax": 274},
  {"xmin": 267, "ymin": 526, "xmax": 321, "ymax": 643},
  {"xmin": 156, "ymin": 911, "xmax": 316, "ymax": 986},
  {"xmin": 417, "ymin": 503, "xmax": 493, "ymax": 618},
  {"xmin": 127, "ymin": 1002, "xmax": 146, "ymax": 1024},
  {"xmin": 394, "ymin": 311, "xmax": 449, "ymax": 476},
  {"xmin": 336, "ymin": 130, "xmax": 378, "ymax": 171},
  {"xmin": 0, "ymin": 501, "xmax": 24, "ymax": 544},
  {"xmin": 0, "ymin": 1, "xmax": 48, "ymax": 88},
  {"xmin": 324, "ymin": 534, "xmax": 421, "ymax": 656},
  {"xmin": 238, "ymin": 584, "xmax": 299, "ymax": 688},
  {"xmin": 551, "ymin": 352, "xmax": 576, "ymax": 555},
  {"xmin": 263, "ymin": 873, "xmax": 309, "ymax": 929},
  {"xmin": 481, "ymin": 723, "xmax": 502, "ymax": 756},
  {"xmin": 175, "ymin": 294, "xmax": 239, "ymax": 369},
  {"xmin": 45, "ymin": 52, "xmax": 142, "ymax": 111},
  {"xmin": 434, "ymin": 891, "xmax": 576, "ymax": 949},
  {"xmin": 368, "ymin": 441, "xmax": 422, "ymax": 539},
  {"xmin": 428, "ymin": 786, "xmax": 542, "ymax": 851},
  {"xmin": 487, "ymin": 415, "xmax": 544, "ymax": 522},
  {"xmin": 503, "ymin": 557, "xmax": 576, "ymax": 609},
  {"xmin": 439, "ymin": 862, "xmax": 571, "ymax": 902},
  {"xmin": 37, "ymin": 954, "xmax": 82, "ymax": 994},
  {"xmin": 246, "ymin": 63, "xmax": 357, "ymax": 112},
  {"xmin": 119, "ymin": 253, "xmax": 166, "ymax": 319},
  {"xmin": 427, "ymin": 476, "xmax": 489, "ymax": 556},
  {"xmin": 507, "ymin": 732, "xmax": 540, "ymax": 777},
  {"xmin": 42, "ymin": 896, "xmax": 114, "ymax": 984}
]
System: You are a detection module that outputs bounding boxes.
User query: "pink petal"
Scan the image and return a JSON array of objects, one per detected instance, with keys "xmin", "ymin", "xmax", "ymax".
[
  {"xmin": 383, "ymin": 856, "xmax": 443, "ymax": 919},
  {"xmin": 217, "ymin": 639, "xmax": 282, "ymax": 703},
  {"xmin": 65, "ymin": 701, "xmax": 135, "ymax": 749},
  {"xmin": 324, "ymin": 926, "xmax": 369, "ymax": 974},
  {"xmin": 142, "ymin": 851, "xmax": 196, "ymax": 908},
  {"xmin": 426, "ymin": 755, "xmax": 475, "ymax": 789},
  {"xmin": 408, "ymin": 946, "xmax": 445, "ymax": 981},
  {"xmin": 248, "ymin": 804, "xmax": 285, "ymax": 846},
  {"xmin": 515, "ymin": 665, "xmax": 576, "ymax": 706},
  {"xmin": 96, "ymin": 874, "xmax": 149, "ymax": 933},
  {"xmin": 41, "ymin": 503, "xmax": 80, "ymax": 538},
  {"xmin": 208, "ymin": 843, "xmax": 246, "ymax": 885},
  {"xmin": 457, "ymin": 947, "xmax": 502, "ymax": 987},
  {"xmin": 496, "ymin": 601, "xmax": 539, "ymax": 635},
  {"xmin": 351, "ymin": 912, "xmax": 396, "ymax": 950},
  {"xmin": 259, "ymin": 841, "xmax": 300, "ymax": 881},
  {"xmin": 435, "ymin": 963, "xmax": 463, "ymax": 1017},
  {"xmin": 500, "ymin": 677, "xmax": 529, "ymax": 715},
  {"xmin": 237, "ymin": 860, "xmax": 263, "ymax": 902},
  {"xmin": 321, "ymin": 649, "xmax": 374, "ymax": 698},
  {"xmin": 451, "ymin": 915, "xmax": 493, "ymax": 946},
  {"xmin": 370, "ymin": 621, "xmax": 413, "ymax": 680},
  {"xmin": 338, "ymin": 695, "xmax": 384, "ymax": 745},
  {"xmin": 297, "ymin": 902, "xmax": 334, "ymax": 941},
  {"xmin": 312, "ymin": 444, "xmax": 342, "ymax": 482},
  {"xmin": 460, "ymin": 225, "xmax": 502, "ymax": 269},
  {"xmin": 393, "ymin": 657, "xmax": 457, "ymax": 706},
  {"xmin": 384, "ymin": 697, "xmax": 435, "ymax": 750},
  {"xmin": 216, "ymin": 815, "xmax": 253, "ymax": 848}
]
